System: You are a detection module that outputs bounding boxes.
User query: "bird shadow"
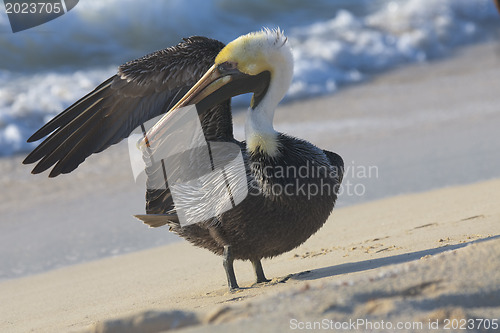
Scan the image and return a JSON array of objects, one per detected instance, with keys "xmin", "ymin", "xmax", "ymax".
[{"xmin": 291, "ymin": 235, "xmax": 500, "ymax": 281}]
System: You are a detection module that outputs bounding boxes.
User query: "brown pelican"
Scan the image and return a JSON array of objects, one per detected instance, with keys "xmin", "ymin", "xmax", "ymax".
[{"xmin": 23, "ymin": 29, "xmax": 343, "ymax": 291}]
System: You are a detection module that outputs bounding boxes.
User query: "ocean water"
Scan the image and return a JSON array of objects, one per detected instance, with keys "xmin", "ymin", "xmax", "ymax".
[{"xmin": 0, "ymin": 0, "xmax": 498, "ymax": 156}]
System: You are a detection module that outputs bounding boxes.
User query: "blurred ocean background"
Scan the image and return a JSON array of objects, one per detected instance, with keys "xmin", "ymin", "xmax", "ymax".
[{"xmin": 0, "ymin": 0, "xmax": 499, "ymax": 156}]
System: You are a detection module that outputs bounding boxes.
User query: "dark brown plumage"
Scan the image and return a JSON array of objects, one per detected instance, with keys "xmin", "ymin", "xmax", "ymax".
[{"xmin": 165, "ymin": 136, "xmax": 343, "ymax": 261}]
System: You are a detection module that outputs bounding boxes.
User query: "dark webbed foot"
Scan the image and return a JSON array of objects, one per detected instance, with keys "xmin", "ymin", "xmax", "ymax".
[
  {"xmin": 223, "ymin": 245, "xmax": 239, "ymax": 291},
  {"xmin": 252, "ymin": 259, "xmax": 271, "ymax": 284}
]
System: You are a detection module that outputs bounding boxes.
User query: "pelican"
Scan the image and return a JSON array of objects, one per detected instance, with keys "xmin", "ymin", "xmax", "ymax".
[{"xmin": 23, "ymin": 29, "xmax": 343, "ymax": 291}]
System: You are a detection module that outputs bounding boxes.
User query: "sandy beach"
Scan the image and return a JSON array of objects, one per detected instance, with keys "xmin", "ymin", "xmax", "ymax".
[{"xmin": 1, "ymin": 41, "xmax": 500, "ymax": 332}]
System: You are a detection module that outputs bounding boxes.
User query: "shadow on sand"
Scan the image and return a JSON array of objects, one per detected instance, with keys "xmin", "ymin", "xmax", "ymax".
[{"xmin": 292, "ymin": 235, "xmax": 500, "ymax": 281}]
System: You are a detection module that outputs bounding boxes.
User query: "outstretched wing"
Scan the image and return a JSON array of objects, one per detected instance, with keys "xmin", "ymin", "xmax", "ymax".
[{"xmin": 23, "ymin": 36, "xmax": 225, "ymax": 178}]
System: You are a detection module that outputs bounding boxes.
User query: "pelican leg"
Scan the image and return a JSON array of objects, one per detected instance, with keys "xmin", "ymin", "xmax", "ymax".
[
  {"xmin": 252, "ymin": 259, "xmax": 270, "ymax": 284},
  {"xmin": 223, "ymin": 245, "xmax": 239, "ymax": 291}
]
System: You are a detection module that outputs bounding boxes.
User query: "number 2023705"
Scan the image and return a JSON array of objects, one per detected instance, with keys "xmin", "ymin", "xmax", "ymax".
[{"xmin": 5, "ymin": 2, "xmax": 63, "ymax": 14}]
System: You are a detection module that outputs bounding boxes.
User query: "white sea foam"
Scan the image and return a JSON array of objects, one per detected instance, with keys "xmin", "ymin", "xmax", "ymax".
[
  {"xmin": 0, "ymin": 68, "xmax": 115, "ymax": 155},
  {"xmin": 0, "ymin": 0, "xmax": 498, "ymax": 156},
  {"xmin": 289, "ymin": 0, "xmax": 497, "ymax": 99}
]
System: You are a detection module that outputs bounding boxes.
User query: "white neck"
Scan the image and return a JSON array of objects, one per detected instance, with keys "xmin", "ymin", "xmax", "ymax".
[
  {"xmin": 245, "ymin": 57, "xmax": 293, "ymax": 157},
  {"xmin": 245, "ymin": 99, "xmax": 277, "ymax": 137},
  {"xmin": 245, "ymin": 105, "xmax": 278, "ymax": 157}
]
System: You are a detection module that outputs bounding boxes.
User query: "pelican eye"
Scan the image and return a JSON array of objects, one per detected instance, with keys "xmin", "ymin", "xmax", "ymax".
[{"xmin": 218, "ymin": 61, "xmax": 238, "ymax": 73}]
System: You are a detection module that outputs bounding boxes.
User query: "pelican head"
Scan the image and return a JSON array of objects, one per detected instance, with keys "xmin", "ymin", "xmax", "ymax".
[{"xmin": 146, "ymin": 28, "xmax": 293, "ymax": 156}]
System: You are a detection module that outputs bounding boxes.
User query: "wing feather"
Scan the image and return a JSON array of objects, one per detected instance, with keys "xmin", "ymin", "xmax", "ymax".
[{"xmin": 23, "ymin": 36, "xmax": 226, "ymax": 178}]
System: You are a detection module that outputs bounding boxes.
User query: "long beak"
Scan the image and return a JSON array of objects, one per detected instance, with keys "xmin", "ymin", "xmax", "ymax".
[
  {"xmin": 170, "ymin": 64, "xmax": 230, "ymax": 110},
  {"xmin": 139, "ymin": 64, "xmax": 235, "ymax": 149},
  {"xmin": 139, "ymin": 64, "xmax": 270, "ymax": 149}
]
